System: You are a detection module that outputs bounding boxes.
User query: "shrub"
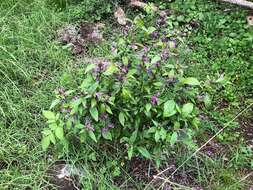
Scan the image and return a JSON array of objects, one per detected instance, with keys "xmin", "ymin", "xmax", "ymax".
[{"xmin": 42, "ymin": 12, "xmax": 201, "ymax": 165}]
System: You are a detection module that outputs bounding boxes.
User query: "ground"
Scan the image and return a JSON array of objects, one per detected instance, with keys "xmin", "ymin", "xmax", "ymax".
[{"xmin": 0, "ymin": 0, "xmax": 253, "ymax": 189}]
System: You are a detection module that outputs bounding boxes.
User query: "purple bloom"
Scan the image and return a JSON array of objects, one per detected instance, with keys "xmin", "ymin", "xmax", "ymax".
[
  {"xmin": 85, "ymin": 119, "xmax": 95, "ymax": 131},
  {"xmin": 60, "ymin": 108, "xmax": 71, "ymax": 113},
  {"xmin": 92, "ymin": 66, "xmax": 100, "ymax": 76},
  {"xmin": 122, "ymin": 24, "xmax": 131, "ymax": 36},
  {"xmin": 146, "ymin": 67, "xmax": 152, "ymax": 76},
  {"xmin": 107, "ymin": 123, "xmax": 114, "ymax": 129},
  {"xmin": 151, "ymin": 93, "xmax": 160, "ymax": 105},
  {"xmin": 72, "ymin": 96, "xmax": 79, "ymax": 101},
  {"xmin": 161, "ymin": 36, "xmax": 169, "ymax": 43},
  {"xmin": 95, "ymin": 92, "xmax": 103, "ymax": 99},
  {"xmin": 161, "ymin": 48, "xmax": 169, "ymax": 60},
  {"xmin": 198, "ymin": 114, "xmax": 208, "ymax": 121},
  {"xmin": 131, "ymin": 43, "xmax": 138, "ymax": 50},
  {"xmin": 154, "ymin": 61, "xmax": 161, "ymax": 67},
  {"xmin": 151, "ymin": 31, "xmax": 159, "ymax": 40},
  {"xmin": 121, "ymin": 66, "xmax": 129, "ymax": 74},
  {"xmin": 116, "ymin": 73, "xmax": 126, "ymax": 81},
  {"xmin": 58, "ymin": 88, "xmax": 65, "ymax": 95},
  {"xmin": 157, "ymin": 17, "xmax": 167, "ymax": 27},
  {"xmin": 143, "ymin": 46, "xmax": 150, "ymax": 52},
  {"xmin": 151, "ymin": 96, "xmax": 158, "ymax": 105},
  {"xmin": 142, "ymin": 55, "xmax": 150, "ymax": 63},
  {"xmin": 102, "ymin": 127, "xmax": 108, "ymax": 135},
  {"xmin": 166, "ymin": 78, "xmax": 176, "ymax": 86},
  {"xmin": 101, "ymin": 60, "xmax": 109, "ymax": 70},
  {"xmin": 100, "ymin": 113, "xmax": 109, "ymax": 120},
  {"xmin": 60, "ymin": 108, "xmax": 67, "ymax": 113}
]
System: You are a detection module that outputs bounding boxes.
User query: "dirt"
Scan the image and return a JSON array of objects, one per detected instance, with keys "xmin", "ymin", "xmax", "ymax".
[
  {"xmin": 45, "ymin": 161, "xmax": 81, "ymax": 190},
  {"xmin": 114, "ymin": 157, "xmax": 202, "ymax": 189},
  {"xmin": 57, "ymin": 22, "xmax": 104, "ymax": 55},
  {"xmin": 238, "ymin": 108, "xmax": 253, "ymax": 148}
]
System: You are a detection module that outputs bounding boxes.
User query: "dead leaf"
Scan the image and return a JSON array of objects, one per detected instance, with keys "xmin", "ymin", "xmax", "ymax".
[
  {"xmin": 130, "ymin": 0, "xmax": 158, "ymax": 12},
  {"xmin": 247, "ymin": 16, "xmax": 253, "ymax": 26},
  {"xmin": 80, "ymin": 22, "xmax": 104, "ymax": 43},
  {"xmin": 57, "ymin": 25, "xmax": 78, "ymax": 44},
  {"xmin": 114, "ymin": 7, "xmax": 127, "ymax": 25}
]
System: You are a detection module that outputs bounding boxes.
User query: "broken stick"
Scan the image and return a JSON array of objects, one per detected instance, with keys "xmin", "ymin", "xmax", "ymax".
[{"xmin": 220, "ymin": 0, "xmax": 253, "ymax": 9}]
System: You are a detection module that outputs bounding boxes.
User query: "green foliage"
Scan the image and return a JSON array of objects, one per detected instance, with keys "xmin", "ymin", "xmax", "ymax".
[
  {"xmin": 43, "ymin": 13, "xmax": 202, "ymax": 163},
  {"xmin": 66, "ymin": 0, "xmax": 113, "ymax": 21}
]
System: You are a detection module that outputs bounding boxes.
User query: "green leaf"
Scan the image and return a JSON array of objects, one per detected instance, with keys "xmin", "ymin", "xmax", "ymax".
[
  {"xmin": 88, "ymin": 131, "xmax": 97, "ymax": 143},
  {"xmin": 41, "ymin": 136, "xmax": 50, "ymax": 151},
  {"xmin": 85, "ymin": 64, "xmax": 96, "ymax": 74},
  {"xmin": 182, "ymin": 77, "xmax": 200, "ymax": 86},
  {"xmin": 151, "ymin": 55, "xmax": 161, "ymax": 64},
  {"xmin": 177, "ymin": 15, "xmax": 185, "ymax": 22},
  {"xmin": 91, "ymin": 98, "xmax": 97, "ymax": 107},
  {"xmin": 130, "ymin": 130, "xmax": 138, "ymax": 144},
  {"xmin": 55, "ymin": 127, "xmax": 64, "ymax": 140},
  {"xmin": 147, "ymin": 127, "xmax": 156, "ymax": 134},
  {"xmin": 160, "ymin": 128, "xmax": 167, "ymax": 141},
  {"xmin": 43, "ymin": 111, "xmax": 55, "ymax": 120},
  {"xmin": 163, "ymin": 100, "xmax": 176, "ymax": 117},
  {"xmin": 128, "ymin": 145, "xmax": 134, "ymax": 160},
  {"xmin": 122, "ymin": 56, "xmax": 129, "ymax": 66},
  {"xmin": 81, "ymin": 76, "xmax": 94, "ymax": 90},
  {"xmin": 102, "ymin": 131, "xmax": 112, "ymax": 140},
  {"xmin": 137, "ymin": 147, "xmax": 151, "ymax": 159},
  {"xmin": 145, "ymin": 103, "xmax": 152, "ymax": 112},
  {"xmin": 50, "ymin": 99, "xmax": 61, "ymax": 110},
  {"xmin": 49, "ymin": 132, "xmax": 56, "ymax": 144},
  {"xmin": 155, "ymin": 130, "xmax": 160, "ymax": 142},
  {"xmin": 204, "ymin": 94, "xmax": 212, "ymax": 108},
  {"xmin": 90, "ymin": 107, "xmax": 99, "ymax": 121},
  {"xmin": 104, "ymin": 64, "xmax": 118, "ymax": 75},
  {"xmin": 119, "ymin": 112, "xmax": 125, "ymax": 126},
  {"xmin": 147, "ymin": 26, "xmax": 156, "ymax": 34},
  {"xmin": 182, "ymin": 103, "xmax": 194, "ymax": 117},
  {"xmin": 106, "ymin": 105, "xmax": 113, "ymax": 114},
  {"xmin": 170, "ymin": 132, "xmax": 178, "ymax": 146}
]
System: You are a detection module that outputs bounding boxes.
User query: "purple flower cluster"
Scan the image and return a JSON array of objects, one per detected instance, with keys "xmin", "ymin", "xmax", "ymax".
[
  {"xmin": 85, "ymin": 119, "xmax": 95, "ymax": 131},
  {"xmin": 156, "ymin": 16, "xmax": 167, "ymax": 28},
  {"xmin": 161, "ymin": 48, "xmax": 169, "ymax": 60},
  {"xmin": 95, "ymin": 92, "xmax": 103, "ymax": 99},
  {"xmin": 121, "ymin": 66, "xmax": 129, "ymax": 74},
  {"xmin": 60, "ymin": 108, "xmax": 71, "ymax": 113},
  {"xmin": 102, "ymin": 123, "xmax": 115, "ymax": 135},
  {"xmin": 100, "ymin": 113, "xmax": 109, "ymax": 120},
  {"xmin": 150, "ymin": 92, "xmax": 160, "ymax": 105},
  {"xmin": 131, "ymin": 43, "xmax": 138, "ymax": 50},
  {"xmin": 72, "ymin": 96, "xmax": 79, "ymax": 101},
  {"xmin": 122, "ymin": 24, "xmax": 132, "ymax": 36},
  {"xmin": 92, "ymin": 59, "xmax": 109, "ymax": 79},
  {"xmin": 142, "ymin": 55, "xmax": 150, "ymax": 63},
  {"xmin": 151, "ymin": 31, "xmax": 159, "ymax": 40}
]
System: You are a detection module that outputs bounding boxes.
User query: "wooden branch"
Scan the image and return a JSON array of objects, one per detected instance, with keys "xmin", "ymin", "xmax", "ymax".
[{"xmin": 220, "ymin": 0, "xmax": 253, "ymax": 9}]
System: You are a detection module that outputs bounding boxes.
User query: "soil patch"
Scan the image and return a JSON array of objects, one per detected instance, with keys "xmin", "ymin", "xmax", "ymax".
[
  {"xmin": 45, "ymin": 161, "xmax": 82, "ymax": 190},
  {"xmin": 238, "ymin": 109, "xmax": 253, "ymax": 148}
]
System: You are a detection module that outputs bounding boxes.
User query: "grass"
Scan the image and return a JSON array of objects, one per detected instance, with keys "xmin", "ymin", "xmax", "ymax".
[{"xmin": 0, "ymin": 0, "xmax": 253, "ymax": 189}]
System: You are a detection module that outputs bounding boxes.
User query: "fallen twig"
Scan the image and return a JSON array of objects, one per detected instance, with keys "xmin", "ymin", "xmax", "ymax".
[{"xmin": 220, "ymin": 0, "xmax": 253, "ymax": 9}]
